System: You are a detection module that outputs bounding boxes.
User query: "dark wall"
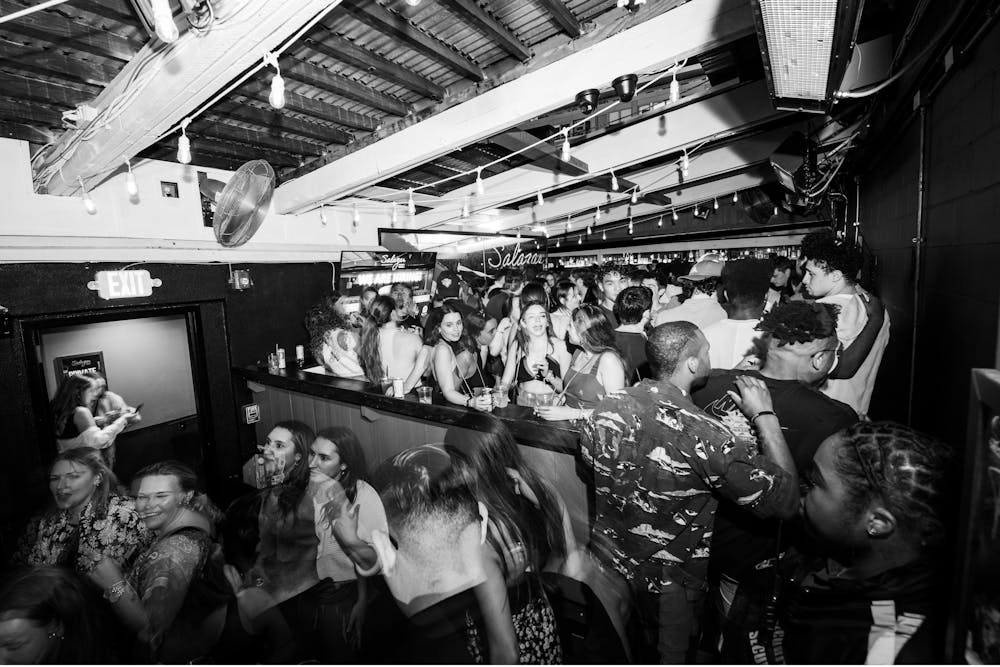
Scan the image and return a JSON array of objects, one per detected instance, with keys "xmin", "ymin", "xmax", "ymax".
[
  {"xmin": 859, "ymin": 18, "xmax": 1000, "ymax": 446},
  {"xmin": 0, "ymin": 261, "xmax": 333, "ymax": 553}
]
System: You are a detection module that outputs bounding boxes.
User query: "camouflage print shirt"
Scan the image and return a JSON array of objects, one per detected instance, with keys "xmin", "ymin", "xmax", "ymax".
[{"xmin": 580, "ymin": 379, "xmax": 795, "ymax": 593}]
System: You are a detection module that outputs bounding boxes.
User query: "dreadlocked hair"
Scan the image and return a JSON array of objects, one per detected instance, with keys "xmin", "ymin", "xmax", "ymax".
[
  {"xmin": 834, "ymin": 421, "xmax": 955, "ymax": 548},
  {"xmin": 756, "ymin": 301, "xmax": 841, "ymax": 346}
]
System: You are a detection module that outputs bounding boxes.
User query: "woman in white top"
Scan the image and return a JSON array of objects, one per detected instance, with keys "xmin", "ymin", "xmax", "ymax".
[
  {"xmin": 358, "ymin": 295, "xmax": 424, "ymax": 396},
  {"xmin": 500, "ymin": 303, "xmax": 571, "ymax": 406},
  {"xmin": 51, "ymin": 374, "xmax": 138, "ymax": 467},
  {"xmin": 310, "ymin": 426, "xmax": 387, "ymax": 661}
]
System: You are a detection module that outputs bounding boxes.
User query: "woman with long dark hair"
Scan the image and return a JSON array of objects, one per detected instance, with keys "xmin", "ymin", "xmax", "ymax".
[
  {"xmin": 535, "ymin": 304, "xmax": 626, "ymax": 421},
  {"xmin": 358, "ymin": 295, "xmax": 424, "ymax": 396},
  {"xmin": 549, "ymin": 280, "xmax": 582, "ymax": 350},
  {"xmin": 429, "ymin": 301, "xmax": 494, "ymax": 410},
  {"xmin": 499, "ymin": 303, "xmax": 571, "ymax": 407},
  {"xmin": 51, "ymin": 373, "xmax": 137, "ymax": 466},
  {"xmin": 310, "ymin": 426, "xmax": 388, "ymax": 660}
]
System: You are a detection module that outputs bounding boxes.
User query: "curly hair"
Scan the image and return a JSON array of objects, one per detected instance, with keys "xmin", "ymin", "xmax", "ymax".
[
  {"xmin": 834, "ymin": 421, "xmax": 955, "ymax": 548},
  {"xmin": 756, "ymin": 301, "xmax": 840, "ymax": 346},
  {"xmin": 802, "ymin": 229, "xmax": 862, "ymax": 283},
  {"xmin": 304, "ymin": 294, "xmax": 352, "ymax": 365}
]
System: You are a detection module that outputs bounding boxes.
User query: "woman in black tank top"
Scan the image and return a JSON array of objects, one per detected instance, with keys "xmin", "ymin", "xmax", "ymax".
[{"xmin": 429, "ymin": 303, "xmax": 493, "ymax": 411}]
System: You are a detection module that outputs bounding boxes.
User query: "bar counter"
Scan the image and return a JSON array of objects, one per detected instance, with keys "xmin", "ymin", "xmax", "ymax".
[{"xmin": 232, "ymin": 365, "xmax": 589, "ymax": 540}]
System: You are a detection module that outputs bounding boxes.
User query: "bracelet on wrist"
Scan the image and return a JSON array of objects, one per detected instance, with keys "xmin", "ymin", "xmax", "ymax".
[
  {"xmin": 750, "ymin": 410, "xmax": 776, "ymax": 425},
  {"xmin": 103, "ymin": 579, "xmax": 128, "ymax": 604}
]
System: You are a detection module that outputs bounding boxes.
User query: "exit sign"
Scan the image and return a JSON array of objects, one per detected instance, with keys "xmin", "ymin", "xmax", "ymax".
[{"xmin": 87, "ymin": 270, "xmax": 162, "ymax": 300}]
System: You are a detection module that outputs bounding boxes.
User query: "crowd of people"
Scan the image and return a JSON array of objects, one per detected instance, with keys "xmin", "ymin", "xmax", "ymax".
[{"xmin": 0, "ymin": 230, "xmax": 958, "ymax": 664}]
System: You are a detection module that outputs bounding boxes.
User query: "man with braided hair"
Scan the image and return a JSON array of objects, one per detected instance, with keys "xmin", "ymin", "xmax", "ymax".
[
  {"xmin": 731, "ymin": 421, "xmax": 954, "ymax": 664},
  {"xmin": 693, "ymin": 301, "xmax": 858, "ymax": 659}
]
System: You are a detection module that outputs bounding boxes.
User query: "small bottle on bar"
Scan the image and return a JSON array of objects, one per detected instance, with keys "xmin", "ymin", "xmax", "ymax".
[{"xmin": 295, "ymin": 344, "xmax": 305, "ymax": 369}]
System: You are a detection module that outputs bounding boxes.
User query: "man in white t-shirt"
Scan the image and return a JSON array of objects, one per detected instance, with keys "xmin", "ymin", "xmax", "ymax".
[
  {"xmin": 801, "ymin": 232, "xmax": 889, "ymax": 415},
  {"xmin": 702, "ymin": 259, "xmax": 773, "ymax": 369},
  {"xmin": 652, "ymin": 253, "xmax": 727, "ymax": 330}
]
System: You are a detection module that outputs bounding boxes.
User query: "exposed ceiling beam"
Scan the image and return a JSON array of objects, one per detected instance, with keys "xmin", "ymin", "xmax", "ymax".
[
  {"xmin": 301, "ymin": 34, "xmax": 445, "ymax": 100},
  {"xmin": 0, "ymin": 96, "xmax": 63, "ymax": 127},
  {"xmin": 339, "ymin": 0, "xmax": 485, "ymax": 81},
  {"xmin": 534, "ymin": 0, "xmax": 582, "ymax": 38},
  {"xmin": 0, "ymin": 71, "xmax": 94, "ymax": 108},
  {"xmin": 0, "ymin": 120, "xmax": 55, "ymax": 144},
  {"xmin": 276, "ymin": 0, "xmax": 756, "ymax": 213},
  {"xmin": 212, "ymin": 102, "xmax": 352, "ymax": 145},
  {"xmin": 182, "ymin": 133, "xmax": 300, "ymax": 167},
  {"xmin": 0, "ymin": 0, "xmax": 136, "ymax": 62},
  {"xmin": 190, "ymin": 120, "xmax": 326, "ymax": 157},
  {"xmin": 278, "ymin": 57, "xmax": 408, "ymax": 117},
  {"xmin": 437, "ymin": 0, "xmax": 531, "ymax": 61},
  {"xmin": 234, "ymin": 87, "xmax": 374, "ymax": 136},
  {"xmin": 34, "ymin": 0, "xmax": 345, "ymax": 195},
  {"xmin": 76, "ymin": 0, "xmax": 138, "ymax": 25},
  {"xmin": 0, "ymin": 47, "xmax": 118, "ymax": 88},
  {"xmin": 491, "ymin": 130, "xmax": 588, "ymax": 176}
]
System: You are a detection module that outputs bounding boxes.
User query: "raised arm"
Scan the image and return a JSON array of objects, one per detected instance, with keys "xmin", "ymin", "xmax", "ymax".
[
  {"xmin": 500, "ymin": 339, "xmax": 520, "ymax": 389},
  {"xmin": 65, "ymin": 407, "xmax": 129, "ymax": 451}
]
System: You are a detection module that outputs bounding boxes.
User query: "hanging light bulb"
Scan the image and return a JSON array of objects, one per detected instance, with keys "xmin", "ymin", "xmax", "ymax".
[
  {"xmin": 602, "ymin": 229, "xmax": 607, "ymax": 241},
  {"xmin": 561, "ymin": 129, "xmax": 571, "ymax": 161},
  {"xmin": 680, "ymin": 151, "xmax": 689, "ymax": 177},
  {"xmin": 630, "ymin": 188, "xmax": 639, "ymax": 204},
  {"xmin": 475, "ymin": 168, "xmax": 485, "ymax": 195},
  {"xmin": 610, "ymin": 169, "xmax": 620, "ymax": 192},
  {"xmin": 732, "ymin": 191, "xmax": 739, "ymax": 204},
  {"xmin": 461, "ymin": 197, "xmax": 470, "ymax": 218},
  {"xmin": 693, "ymin": 204, "xmax": 700, "ymax": 216},
  {"xmin": 404, "ymin": 0, "xmax": 422, "ymax": 6},
  {"xmin": 516, "ymin": 227, "xmax": 521, "ymax": 241},
  {"xmin": 595, "ymin": 206, "xmax": 602, "ymax": 222},
  {"xmin": 320, "ymin": 207, "xmax": 328, "ymax": 226},
  {"xmin": 628, "ymin": 219, "xmax": 634, "ymax": 235},
  {"xmin": 672, "ymin": 208, "xmax": 678, "ymax": 222},
  {"xmin": 269, "ymin": 70, "xmax": 285, "ymax": 109},
  {"xmin": 352, "ymin": 203, "xmax": 361, "ymax": 232},
  {"xmin": 544, "ymin": 227, "xmax": 550, "ymax": 238},
  {"xmin": 407, "ymin": 189, "xmax": 416, "ymax": 215},
  {"xmin": 124, "ymin": 159, "xmax": 138, "ymax": 198},
  {"xmin": 77, "ymin": 177, "xmax": 97, "ymax": 215},
  {"xmin": 556, "ymin": 239, "xmax": 561, "ymax": 248},
  {"xmin": 773, "ymin": 205, "xmax": 779, "ymax": 216},
  {"xmin": 669, "ymin": 72, "xmax": 680, "ymax": 104},
  {"xmin": 578, "ymin": 236, "xmax": 582, "ymax": 245},
  {"xmin": 713, "ymin": 198, "xmax": 719, "ymax": 210},
  {"xmin": 176, "ymin": 119, "xmax": 191, "ymax": 164},
  {"xmin": 657, "ymin": 215, "xmax": 663, "ymax": 227},
  {"xmin": 537, "ymin": 190, "xmax": 544, "ymax": 207},
  {"xmin": 586, "ymin": 225, "xmax": 592, "ymax": 235},
  {"xmin": 566, "ymin": 216, "xmax": 572, "ymax": 231},
  {"xmin": 390, "ymin": 204, "xmax": 398, "ymax": 227},
  {"xmin": 151, "ymin": 0, "xmax": 178, "ymax": 43}
]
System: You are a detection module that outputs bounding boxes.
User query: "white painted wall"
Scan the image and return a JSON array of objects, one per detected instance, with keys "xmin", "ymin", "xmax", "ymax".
[{"xmin": 0, "ymin": 138, "xmax": 380, "ymax": 263}]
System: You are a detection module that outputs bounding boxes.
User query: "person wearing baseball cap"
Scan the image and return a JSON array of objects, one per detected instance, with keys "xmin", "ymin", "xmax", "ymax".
[{"xmin": 652, "ymin": 253, "xmax": 727, "ymax": 330}]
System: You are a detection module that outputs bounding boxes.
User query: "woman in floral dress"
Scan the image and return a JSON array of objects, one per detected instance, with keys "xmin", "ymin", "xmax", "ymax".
[{"xmin": 13, "ymin": 447, "xmax": 148, "ymax": 581}]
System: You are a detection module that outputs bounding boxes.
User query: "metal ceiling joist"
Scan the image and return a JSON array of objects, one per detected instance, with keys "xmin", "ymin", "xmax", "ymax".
[
  {"xmin": 535, "ymin": 0, "xmax": 582, "ymax": 38},
  {"xmin": 339, "ymin": 0, "xmax": 485, "ymax": 81},
  {"xmin": 190, "ymin": 120, "xmax": 325, "ymax": 157},
  {"xmin": 437, "ymin": 0, "xmax": 531, "ymax": 61},
  {"xmin": 301, "ymin": 34, "xmax": 446, "ymax": 100},
  {"xmin": 491, "ymin": 130, "xmax": 589, "ymax": 176},
  {"xmin": 276, "ymin": 0, "xmax": 756, "ymax": 214},
  {"xmin": 0, "ymin": 71, "xmax": 95, "ymax": 108},
  {"xmin": 0, "ymin": 47, "xmax": 119, "ymax": 88},
  {"xmin": 235, "ymin": 83, "xmax": 373, "ymax": 135},
  {"xmin": 278, "ymin": 57, "xmax": 408, "ymax": 116},
  {"xmin": 34, "ymin": 0, "xmax": 345, "ymax": 195},
  {"xmin": 212, "ymin": 102, "xmax": 353, "ymax": 145}
]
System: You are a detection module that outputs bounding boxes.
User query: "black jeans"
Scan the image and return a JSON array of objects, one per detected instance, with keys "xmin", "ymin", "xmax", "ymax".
[{"xmin": 629, "ymin": 569, "xmax": 707, "ymax": 664}]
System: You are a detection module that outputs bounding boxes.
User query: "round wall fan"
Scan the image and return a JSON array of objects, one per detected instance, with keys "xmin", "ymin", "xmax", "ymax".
[{"xmin": 212, "ymin": 160, "xmax": 275, "ymax": 247}]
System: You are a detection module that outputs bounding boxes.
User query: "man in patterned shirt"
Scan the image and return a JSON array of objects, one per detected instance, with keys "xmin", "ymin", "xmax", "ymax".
[{"xmin": 580, "ymin": 321, "xmax": 800, "ymax": 663}]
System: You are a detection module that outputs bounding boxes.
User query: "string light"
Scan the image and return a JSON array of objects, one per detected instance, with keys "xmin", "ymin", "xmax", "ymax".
[
  {"xmin": 176, "ymin": 119, "xmax": 191, "ymax": 164},
  {"xmin": 566, "ymin": 216, "xmax": 572, "ymax": 231},
  {"xmin": 556, "ymin": 239, "xmax": 561, "ymax": 248},
  {"xmin": 628, "ymin": 219, "xmax": 634, "ymax": 235},
  {"xmin": 773, "ymin": 205, "xmax": 779, "ymax": 216},
  {"xmin": 586, "ymin": 225, "xmax": 592, "ymax": 235},
  {"xmin": 680, "ymin": 150, "xmax": 689, "ymax": 178},
  {"xmin": 610, "ymin": 169, "xmax": 620, "ymax": 192},
  {"xmin": 602, "ymin": 229, "xmax": 607, "ymax": 240},
  {"xmin": 78, "ymin": 177, "xmax": 96, "ymax": 214},
  {"xmin": 672, "ymin": 208, "xmax": 678, "ymax": 222},
  {"xmin": 561, "ymin": 129, "xmax": 571, "ymax": 162},
  {"xmin": 595, "ymin": 206, "xmax": 602, "ymax": 222},
  {"xmin": 390, "ymin": 204, "xmax": 398, "ymax": 227},
  {"xmin": 693, "ymin": 204, "xmax": 700, "ymax": 216},
  {"xmin": 320, "ymin": 207, "xmax": 328, "ymax": 226},
  {"xmin": 407, "ymin": 189, "xmax": 416, "ymax": 215},
  {"xmin": 151, "ymin": 0, "xmax": 178, "ymax": 43},
  {"xmin": 475, "ymin": 168, "xmax": 484, "ymax": 195},
  {"xmin": 461, "ymin": 197, "xmax": 470, "ymax": 218},
  {"xmin": 537, "ymin": 190, "xmax": 544, "ymax": 206},
  {"xmin": 713, "ymin": 198, "xmax": 719, "ymax": 210},
  {"xmin": 657, "ymin": 215, "xmax": 663, "ymax": 227},
  {"xmin": 578, "ymin": 235, "xmax": 582, "ymax": 245},
  {"xmin": 516, "ymin": 228, "xmax": 521, "ymax": 241},
  {"xmin": 669, "ymin": 65, "xmax": 680, "ymax": 104},
  {"xmin": 352, "ymin": 203, "xmax": 360, "ymax": 231},
  {"xmin": 124, "ymin": 159, "xmax": 138, "ymax": 198},
  {"xmin": 263, "ymin": 53, "xmax": 285, "ymax": 110},
  {"xmin": 732, "ymin": 191, "xmax": 739, "ymax": 204},
  {"xmin": 630, "ymin": 188, "xmax": 639, "ymax": 204}
]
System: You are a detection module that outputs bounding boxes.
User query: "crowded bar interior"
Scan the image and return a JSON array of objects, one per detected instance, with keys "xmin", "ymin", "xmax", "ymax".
[{"xmin": 1, "ymin": 0, "xmax": 999, "ymax": 663}]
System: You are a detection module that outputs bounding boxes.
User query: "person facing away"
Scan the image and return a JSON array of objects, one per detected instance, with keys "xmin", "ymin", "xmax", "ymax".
[
  {"xmin": 724, "ymin": 422, "xmax": 954, "ymax": 664},
  {"xmin": 702, "ymin": 258, "xmax": 774, "ymax": 369},
  {"xmin": 613, "ymin": 285, "xmax": 653, "ymax": 383},
  {"xmin": 652, "ymin": 253, "xmax": 728, "ymax": 330},
  {"xmin": 801, "ymin": 230, "xmax": 890, "ymax": 416},
  {"xmin": 358, "ymin": 294, "xmax": 424, "ymax": 395},
  {"xmin": 580, "ymin": 321, "xmax": 800, "ymax": 663},
  {"xmin": 51, "ymin": 373, "xmax": 138, "ymax": 467},
  {"xmin": 692, "ymin": 301, "xmax": 858, "ymax": 656},
  {"xmin": 486, "ymin": 269, "xmax": 523, "ymax": 324}
]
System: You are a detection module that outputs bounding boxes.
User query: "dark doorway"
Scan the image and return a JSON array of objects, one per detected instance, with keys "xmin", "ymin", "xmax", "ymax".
[{"xmin": 22, "ymin": 304, "xmax": 219, "ymax": 488}]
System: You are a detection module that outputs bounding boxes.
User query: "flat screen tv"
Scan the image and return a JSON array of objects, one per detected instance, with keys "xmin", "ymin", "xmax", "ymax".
[{"xmin": 948, "ymin": 368, "xmax": 1000, "ymax": 663}]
